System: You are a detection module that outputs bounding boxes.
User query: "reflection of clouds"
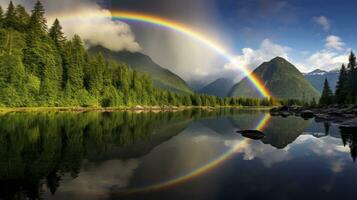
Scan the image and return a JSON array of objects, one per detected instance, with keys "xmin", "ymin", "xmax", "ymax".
[
  {"xmin": 192, "ymin": 135, "xmax": 210, "ymax": 143},
  {"xmin": 57, "ymin": 159, "xmax": 140, "ymax": 199},
  {"xmin": 294, "ymin": 135, "xmax": 349, "ymax": 173},
  {"xmin": 295, "ymin": 135, "xmax": 349, "ymax": 155},
  {"xmin": 225, "ymin": 139, "xmax": 291, "ymax": 167}
]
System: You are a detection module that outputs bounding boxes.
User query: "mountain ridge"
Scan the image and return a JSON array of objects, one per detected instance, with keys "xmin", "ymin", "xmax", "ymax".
[
  {"xmin": 229, "ymin": 57, "xmax": 320, "ymax": 101},
  {"xmin": 304, "ymin": 68, "xmax": 339, "ymax": 92},
  {"xmin": 89, "ymin": 46, "xmax": 193, "ymax": 94},
  {"xmin": 198, "ymin": 78, "xmax": 235, "ymax": 97}
]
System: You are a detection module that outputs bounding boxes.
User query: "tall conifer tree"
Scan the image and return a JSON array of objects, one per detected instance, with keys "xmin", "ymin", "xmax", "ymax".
[
  {"xmin": 335, "ymin": 64, "xmax": 348, "ymax": 104},
  {"xmin": 29, "ymin": 1, "xmax": 47, "ymax": 36},
  {"xmin": 3, "ymin": 1, "xmax": 17, "ymax": 29},
  {"xmin": 320, "ymin": 79, "xmax": 333, "ymax": 105}
]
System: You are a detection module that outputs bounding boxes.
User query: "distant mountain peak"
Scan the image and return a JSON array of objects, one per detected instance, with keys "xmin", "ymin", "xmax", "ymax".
[
  {"xmin": 306, "ymin": 69, "xmax": 328, "ymax": 76},
  {"xmin": 198, "ymin": 78, "xmax": 235, "ymax": 97},
  {"xmin": 229, "ymin": 58, "xmax": 320, "ymax": 100},
  {"xmin": 304, "ymin": 68, "xmax": 339, "ymax": 93}
]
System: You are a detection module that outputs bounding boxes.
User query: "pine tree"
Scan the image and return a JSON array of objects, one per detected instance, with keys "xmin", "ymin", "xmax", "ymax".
[
  {"xmin": 29, "ymin": 1, "xmax": 47, "ymax": 36},
  {"xmin": 65, "ymin": 35, "xmax": 86, "ymax": 92},
  {"xmin": 346, "ymin": 51, "xmax": 357, "ymax": 103},
  {"xmin": 49, "ymin": 19, "xmax": 66, "ymax": 48},
  {"xmin": 319, "ymin": 79, "xmax": 333, "ymax": 105},
  {"xmin": 86, "ymin": 54, "xmax": 104, "ymax": 97},
  {"xmin": 3, "ymin": 1, "xmax": 17, "ymax": 29},
  {"xmin": 347, "ymin": 51, "xmax": 357, "ymax": 71},
  {"xmin": 0, "ymin": 6, "xmax": 4, "ymax": 26},
  {"xmin": 335, "ymin": 64, "xmax": 348, "ymax": 104},
  {"xmin": 15, "ymin": 5, "xmax": 30, "ymax": 31}
]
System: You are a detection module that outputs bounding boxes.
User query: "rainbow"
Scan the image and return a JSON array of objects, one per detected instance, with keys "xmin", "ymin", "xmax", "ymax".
[
  {"xmin": 110, "ymin": 11, "xmax": 271, "ymax": 98},
  {"xmin": 115, "ymin": 113, "xmax": 272, "ymax": 196},
  {"xmin": 53, "ymin": 10, "xmax": 272, "ymax": 98}
]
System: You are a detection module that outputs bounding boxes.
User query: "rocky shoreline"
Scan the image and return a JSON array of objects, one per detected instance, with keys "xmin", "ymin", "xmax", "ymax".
[{"xmin": 270, "ymin": 105, "xmax": 357, "ymax": 129}]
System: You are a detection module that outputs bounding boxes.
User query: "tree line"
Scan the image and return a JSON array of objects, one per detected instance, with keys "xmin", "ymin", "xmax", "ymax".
[
  {"xmin": 320, "ymin": 51, "xmax": 357, "ymax": 105},
  {"xmin": 0, "ymin": 1, "xmax": 274, "ymax": 108}
]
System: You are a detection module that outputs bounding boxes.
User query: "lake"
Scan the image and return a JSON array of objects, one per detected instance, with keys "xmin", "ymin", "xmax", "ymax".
[{"xmin": 0, "ymin": 109, "xmax": 356, "ymax": 200}]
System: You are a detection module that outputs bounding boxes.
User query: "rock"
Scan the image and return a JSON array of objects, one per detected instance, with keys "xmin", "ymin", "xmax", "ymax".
[
  {"xmin": 237, "ymin": 130, "xmax": 265, "ymax": 140},
  {"xmin": 281, "ymin": 111, "xmax": 291, "ymax": 118},
  {"xmin": 300, "ymin": 110, "xmax": 315, "ymax": 119},
  {"xmin": 270, "ymin": 107, "xmax": 281, "ymax": 116},
  {"xmin": 315, "ymin": 114, "xmax": 333, "ymax": 122},
  {"xmin": 342, "ymin": 114, "xmax": 356, "ymax": 119},
  {"xmin": 326, "ymin": 108, "xmax": 343, "ymax": 116},
  {"xmin": 133, "ymin": 105, "xmax": 144, "ymax": 110},
  {"xmin": 340, "ymin": 118, "xmax": 357, "ymax": 129}
]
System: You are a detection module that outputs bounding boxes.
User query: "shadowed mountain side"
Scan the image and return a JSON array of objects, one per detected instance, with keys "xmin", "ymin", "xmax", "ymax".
[
  {"xmin": 304, "ymin": 69, "xmax": 339, "ymax": 93},
  {"xmin": 198, "ymin": 78, "xmax": 235, "ymax": 97},
  {"xmin": 229, "ymin": 57, "xmax": 320, "ymax": 101},
  {"xmin": 89, "ymin": 46, "xmax": 193, "ymax": 94}
]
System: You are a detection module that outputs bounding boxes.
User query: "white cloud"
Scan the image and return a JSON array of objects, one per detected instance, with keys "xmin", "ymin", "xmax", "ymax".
[
  {"xmin": 58, "ymin": 159, "xmax": 140, "ymax": 199},
  {"xmin": 325, "ymin": 35, "xmax": 344, "ymax": 50},
  {"xmin": 0, "ymin": 0, "xmax": 141, "ymax": 52},
  {"xmin": 299, "ymin": 35, "xmax": 348, "ymax": 72},
  {"xmin": 306, "ymin": 50, "xmax": 348, "ymax": 71},
  {"xmin": 225, "ymin": 139, "xmax": 292, "ymax": 167},
  {"xmin": 224, "ymin": 39, "xmax": 291, "ymax": 81},
  {"xmin": 313, "ymin": 16, "xmax": 331, "ymax": 31}
]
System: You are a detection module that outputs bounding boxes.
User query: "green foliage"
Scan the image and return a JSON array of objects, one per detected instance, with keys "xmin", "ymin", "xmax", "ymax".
[
  {"xmin": 89, "ymin": 45, "xmax": 193, "ymax": 94},
  {"xmin": 49, "ymin": 18, "xmax": 65, "ymax": 48},
  {"xmin": 319, "ymin": 79, "xmax": 334, "ymax": 105},
  {"xmin": 3, "ymin": 1, "xmax": 17, "ymax": 30},
  {"xmin": 15, "ymin": 5, "xmax": 30, "ymax": 31},
  {"xmin": 335, "ymin": 64, "xmax": 348, "ymax": 104},
  {"xmin": 29, "ymin": 1, "xmax": 47, "ymax": 36},
  {"xmin": 332, "ymin": 51, "xmax": 357, "ymax": 105}
]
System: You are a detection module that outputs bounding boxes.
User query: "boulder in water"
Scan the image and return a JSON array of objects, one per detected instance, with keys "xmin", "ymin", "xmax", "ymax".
[
  {"xmin": 237, "ymin": 130, "xmax": 265, "ymax": 140},
  {"xmin": 300, "ymin": 110, "xmax": 315, "ymax": 119}
]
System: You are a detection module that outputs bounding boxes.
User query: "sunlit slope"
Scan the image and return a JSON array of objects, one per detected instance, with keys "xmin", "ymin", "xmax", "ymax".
[
  {"xmin": 229, "ymin": 57, "xmax": 320, "ymax": 101},
  {"xmin": 89, "ymin": 46, "xmax": 193, "ymax": 94}
]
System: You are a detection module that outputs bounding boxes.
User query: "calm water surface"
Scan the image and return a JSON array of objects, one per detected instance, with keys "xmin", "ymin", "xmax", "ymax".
[{"xmin": 0, "ymin": 109, "xmax": 356, "ymax": 200}]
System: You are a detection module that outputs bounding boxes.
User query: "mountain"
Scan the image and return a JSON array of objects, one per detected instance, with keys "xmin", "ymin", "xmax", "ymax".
[
  {"xmin": 229, "ymin": 57, "xmax": 320, "ymax": 101},
  {"xmin": 89, "ymin": 46, "xmax": 193, "ymax": 94},
  {"xmin": 198, "ymin": 78, "xmax": 235, "ymax": 97},
  {"xmin": 304, "ymin": 69, "xmax": 339, "ymax": 93}
]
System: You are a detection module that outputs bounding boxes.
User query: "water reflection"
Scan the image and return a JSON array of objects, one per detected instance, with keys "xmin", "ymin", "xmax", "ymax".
[{"xmin": 0, "ymin": 109, "xmax": 356, "ymax": 200}]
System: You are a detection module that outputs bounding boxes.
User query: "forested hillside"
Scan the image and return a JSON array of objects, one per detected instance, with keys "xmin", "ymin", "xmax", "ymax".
[
  {"xmin": 0, "ymin": 1, "xmax": 274, "ymax": 108},
  {"xmin": 89, "ymin": 45, "xmax": 193, "ymax": 94}
]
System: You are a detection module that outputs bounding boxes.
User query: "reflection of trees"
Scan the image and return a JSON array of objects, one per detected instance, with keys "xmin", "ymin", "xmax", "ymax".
[
  {"xmin": 0, "ymin": 110, "xmax": 199, "ymax": 199},
  {"xmin": 340, "ymin": 129, "xmax": 357, "ymax": 162},
  {"xmin": 324, "ymin": 122, "xmax": 330, "ymax": 136}
]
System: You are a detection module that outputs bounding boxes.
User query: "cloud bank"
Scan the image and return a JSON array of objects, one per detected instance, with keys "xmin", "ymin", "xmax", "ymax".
[
  {"xmin": 0, "ymin": 0, "xmax": 141, "ymax": 52},
  {"xmin": 224, "ymin": 39, "xmax": 290, "ymax": 81}
]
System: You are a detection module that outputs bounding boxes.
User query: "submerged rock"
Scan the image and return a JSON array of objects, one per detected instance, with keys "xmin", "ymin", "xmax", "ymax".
[
  {"xmin": 300, "ymin": 110, "xmax": 314, "ymax": 119},
  {"xmin": 237, "ymin": 130, "xmax": 265, "ymax": 140}
]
